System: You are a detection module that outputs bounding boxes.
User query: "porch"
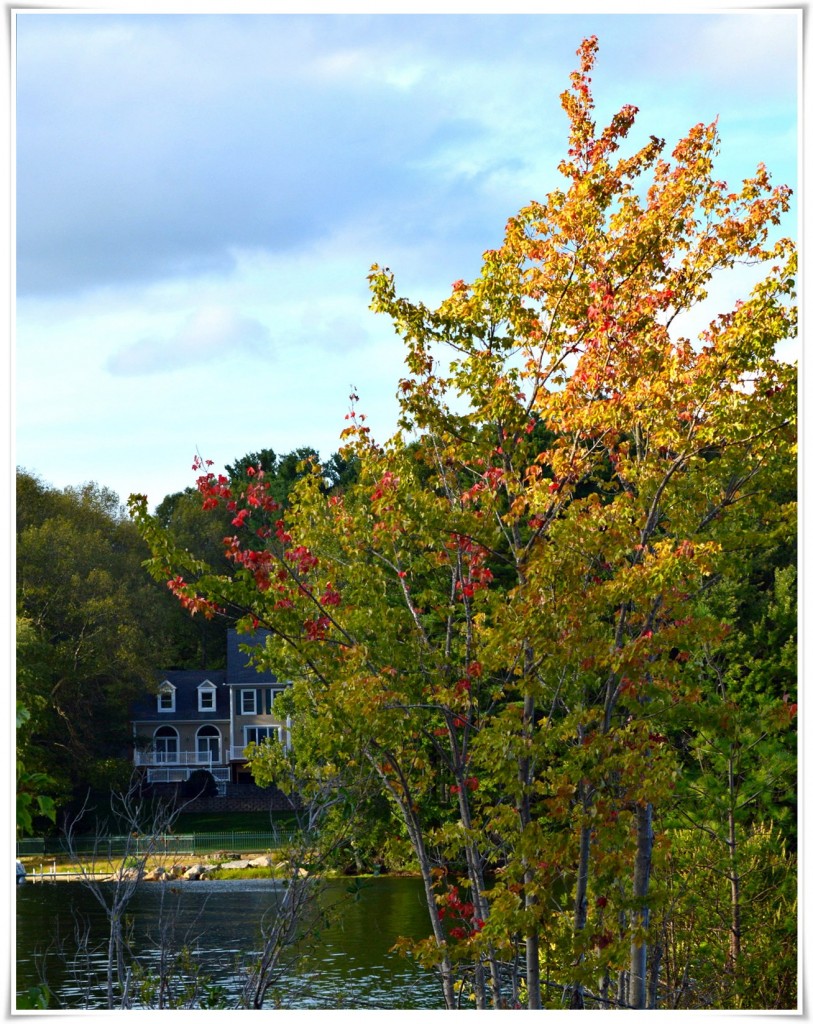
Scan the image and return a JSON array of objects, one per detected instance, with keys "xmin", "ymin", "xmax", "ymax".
[
  {"xmin": 134, "ymin": 750, "xmax": 226, "ymax": 768},
  {"xmin": 133, "ymin": 752, "xmax": 230, "ymax": 795}
]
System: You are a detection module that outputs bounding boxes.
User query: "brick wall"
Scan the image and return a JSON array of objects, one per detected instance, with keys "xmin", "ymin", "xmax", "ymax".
[
  {"xmin": 147, "ymin": 780, "xmax": 301, "ymax": 813},
  {"xmin": 191, "ymin": 785, "xmax": 301, "ymax": 813}
]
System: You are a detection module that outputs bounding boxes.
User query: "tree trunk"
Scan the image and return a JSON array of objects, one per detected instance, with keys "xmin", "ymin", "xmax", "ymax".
[
  {"xmin": 106, "ymin": 924, "xmax": 117, "ymax": 1009},
  {"xmin": 618, "ymin": 969, "xmax": 628, "ymax": 1008},
  {"xmin": 629, "ymin": 801, "xmax": 653, "ymax": 1009},
  {"xmin": 457, "ymin": 786, "xmax": 502, "ymax": 1007},
  {"xmin": 373, "ymin": 752, "xmax": 457, "ymax": 1008},
  {"xmin": 599, "ymin": 970, "xmax": 610, "ymax": 1009},
  {"xmin": 647, "ymin": 942, "xmax": 662, "ymax": 1008},
  {"xmin": 727, "ymin": 759, "xmax": 742, "ymax": 972},
  {"xmin": 525, "ymin": 888, "xmax": 541, "ymax": 1009},
  {"xmin": 574, "ymin": 818, "xmax": 591, "ymax": 935},
  {"xmin": 399, "ymin": 794, "xmax": 457, "ymax": 1008},
  {"xmin": 571, "ymin": 786, "xmax": 593, "ymax": 1009},
  {"xmin": 518, "ymin": 692, "xmax": 542, "ymax": 1009}
]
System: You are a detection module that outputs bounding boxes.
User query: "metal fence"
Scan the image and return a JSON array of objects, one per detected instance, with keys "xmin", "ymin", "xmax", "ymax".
[
  {"xmin": 16, "ymin": 838, "xmax": 45, "ymax": 856},
  {"xmin": 189, "ymin": 829, "xmax": 300, "ymax": 853},
  {"xmin": 17, "ymin": 829, "xmax": 301, "ymax": 859}
]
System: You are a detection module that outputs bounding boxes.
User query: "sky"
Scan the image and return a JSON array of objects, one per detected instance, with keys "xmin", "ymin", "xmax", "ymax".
[{"xmin": 12, "ymin": 3, "xmax": 801, "ymax": 510}]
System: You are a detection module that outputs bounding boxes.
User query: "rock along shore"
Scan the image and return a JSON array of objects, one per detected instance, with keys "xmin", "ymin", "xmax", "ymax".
[{"xmin": 21, "ymin": 853, "xmax": 303, "ymax": 883}]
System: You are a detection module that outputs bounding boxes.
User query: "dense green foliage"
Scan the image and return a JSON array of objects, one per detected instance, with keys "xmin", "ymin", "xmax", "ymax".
[{"xmin": 16, "ymin": 472, "xmax": 179, "ymax": 811}]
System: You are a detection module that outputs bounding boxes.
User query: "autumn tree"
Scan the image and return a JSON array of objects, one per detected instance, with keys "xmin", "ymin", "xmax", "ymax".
[{"xmin": 131, "ymin": 36, "xmax": 795, "ymax": 1010}]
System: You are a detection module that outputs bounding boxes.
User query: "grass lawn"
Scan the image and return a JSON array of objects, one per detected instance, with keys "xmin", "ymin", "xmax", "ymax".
[{"xmin": 174, "ymin": 810, "xmax": 299, "ymax": 833}]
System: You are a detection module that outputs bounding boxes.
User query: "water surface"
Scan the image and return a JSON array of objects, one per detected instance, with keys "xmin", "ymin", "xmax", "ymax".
[{"xmin": 16, "ymin": 875, "xmax": 443, "ymax": 1010}]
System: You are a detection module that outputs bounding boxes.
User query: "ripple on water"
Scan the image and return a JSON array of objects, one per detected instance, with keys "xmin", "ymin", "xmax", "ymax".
[{"xmin": 16, "ymin": 875, "xmax": 443, "ymax": 1009}]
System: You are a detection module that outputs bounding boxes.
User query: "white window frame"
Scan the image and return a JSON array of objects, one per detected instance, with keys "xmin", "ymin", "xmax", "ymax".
[
  {"xmin": 263, "ymin": 688, "xmax": 285, "ymax": 714},
  {"xmin": 157, "ymin": 682, "xmax": 176, "ymax": 713},
  {"xmin": 153, "ymin": 726, "xmax": 179, "ymax": 762},
  {"xmin": 196, "ymin": 725, "xmax": 221, "ymax": 765},
  {"xmin": 244, "ymin": 725, "xmax": 280, "ymax": 747},
  {"xmin": 240, "ymin": 688, "xmax": 257, "ymax": 715},
  {"xmin": 198, "ymin": 681, "xmax": 217, "ymax": 712}
]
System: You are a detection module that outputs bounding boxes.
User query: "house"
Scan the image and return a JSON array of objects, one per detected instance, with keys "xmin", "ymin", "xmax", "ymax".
[{"xmin": 131, "ymin": 629, "xmax": 290, "ymax": 797}]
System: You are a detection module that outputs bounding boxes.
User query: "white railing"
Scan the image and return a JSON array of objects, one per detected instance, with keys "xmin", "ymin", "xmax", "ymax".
[
  {"xmin": 146, "ymin": 766, "xmax": 230, "ymax": 782},
  {"xmin": 134, "ymin": 751, "xmax": 221, "ymax": 768},
  {"xmin": 229, "ymin": 738, "xmax": 287, "ymax": 761},
  {"xmin": 135, "ymin": 742, "xmax": 289, "ymax": 769},
  {"xmin": 146, "ymin": 766, "xmax": 230, "ymax": 795}
]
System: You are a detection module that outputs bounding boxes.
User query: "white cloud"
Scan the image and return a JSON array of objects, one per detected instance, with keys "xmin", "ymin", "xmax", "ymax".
[
  {"xmin": 311, "ymin": 47, "xmax": 369, "ymax": 79},
  {"xmin": 691, "ymin": 11, "xmax": 799, "ymax": 97},
  {"xmin": 106, "ymin": 306, "xmax": 272, "ymax": 376}
]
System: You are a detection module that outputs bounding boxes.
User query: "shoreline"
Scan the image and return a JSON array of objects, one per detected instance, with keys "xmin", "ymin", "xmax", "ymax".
[{"xmin": 18, "ymin": 867, "xmax": 403, "ymax": 884}]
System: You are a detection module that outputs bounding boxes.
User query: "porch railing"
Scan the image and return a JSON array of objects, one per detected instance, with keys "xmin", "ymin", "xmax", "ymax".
[
  {"xmin": 134, "ymin": 751, "xmax": 221, "ymax": 768},
  {"xmin": 229, "ymin": 738, "xmax": 288, "ymax": 761},
  {"xmin": 145, "ymin": 766, "xmax": 230, "ymax": 782}
]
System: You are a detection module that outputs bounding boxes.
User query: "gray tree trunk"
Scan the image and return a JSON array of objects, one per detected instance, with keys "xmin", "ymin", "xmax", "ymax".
[
  {"xmin": 647, "ymin": 942, "xmax": 662, "ymax": 1008},
  {"xmin": 519, "ymin": 693, "xmax": 542, "ymax": 1009},
  {"xmin": 629, "ymin": 801, "xmax": 653, "ymax": 1009},
  {"xmin": 456, "ymin": 785, "xmax": 502, "ymax": 1007},
  {"xmin": 570, "ymin": 789, "xmax": 593, "ymax": 1009},
  {"xmin": 727, "ymin": 759, "xmax": 742, "ymax": 973},
  {"xmin": 392, "ymin": 786, "xmax": 457, "ymax": 1009}
]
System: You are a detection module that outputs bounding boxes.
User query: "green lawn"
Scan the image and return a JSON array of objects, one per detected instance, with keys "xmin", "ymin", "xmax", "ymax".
[{"xmin": 174, "ymin": 810, "xmax": 299, "ymax": 833}]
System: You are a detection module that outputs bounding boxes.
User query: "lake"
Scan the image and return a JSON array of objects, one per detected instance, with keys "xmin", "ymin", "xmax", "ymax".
[{"xmin": 16, "ymin": 875, "xmax": 445, "ymax": 1010}]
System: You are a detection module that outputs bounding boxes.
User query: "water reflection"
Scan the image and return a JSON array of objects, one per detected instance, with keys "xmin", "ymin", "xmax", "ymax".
[{"xmin": 16, "ymin": 876, "xmax": 443, "ymax": 1010}]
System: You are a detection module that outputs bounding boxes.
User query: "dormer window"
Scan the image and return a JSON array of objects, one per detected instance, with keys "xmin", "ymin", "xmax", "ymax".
[
  {"xmin": 157, "ymin": 682, "xmax": 176, "ymax": 713},
  {"xmin": 198, "ymin": 680, "xmax": 217, "ymax": 712}
]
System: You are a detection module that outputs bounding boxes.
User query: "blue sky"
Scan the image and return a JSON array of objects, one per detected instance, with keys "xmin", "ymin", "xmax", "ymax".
[{"xmin": 13, "ymin": 5, "xmax": 800, "ymax": 509}]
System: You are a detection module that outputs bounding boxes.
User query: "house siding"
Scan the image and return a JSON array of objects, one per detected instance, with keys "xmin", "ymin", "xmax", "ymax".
[{"xmin": 131, "ymin": 630, "xmax": 290, "ymax": 794}]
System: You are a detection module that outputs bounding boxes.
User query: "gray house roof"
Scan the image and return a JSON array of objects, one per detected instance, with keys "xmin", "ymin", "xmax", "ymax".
[
  {"xmin": 132, "ymin": 629, "xmax": 280, "ymax": 723},
  {"xmin": 226, "ymin": 629, "xmax": 278, "ymax": 687},
  {"xmin": 131, "ymin": 669, "xmax": 228, "ymax": 723}
]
